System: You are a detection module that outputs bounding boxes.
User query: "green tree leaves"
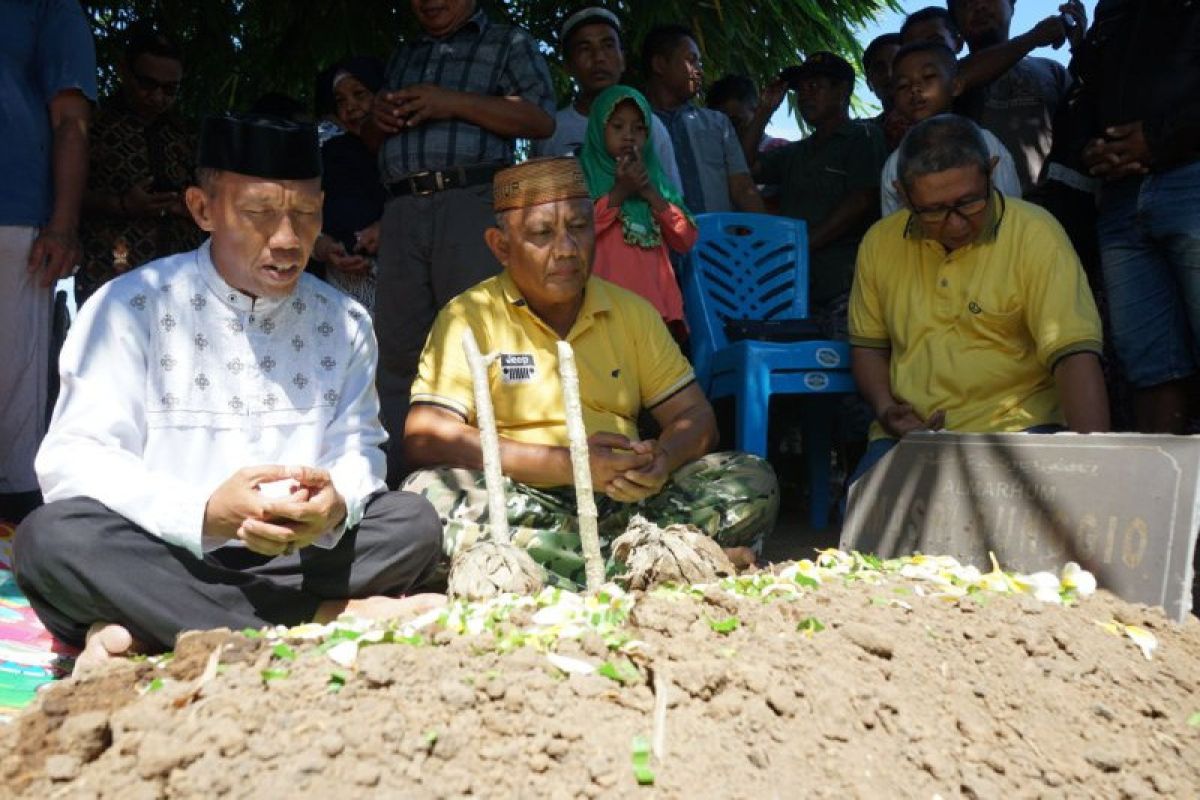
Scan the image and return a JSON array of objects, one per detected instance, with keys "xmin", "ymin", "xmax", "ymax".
[{"xmin": 83, "ymin": 0, "xmax": 896, "ymax": 120}]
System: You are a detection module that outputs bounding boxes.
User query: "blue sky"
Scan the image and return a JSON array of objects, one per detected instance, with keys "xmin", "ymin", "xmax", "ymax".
[{"xmin": 767, "ymin": 0, "xmax": 1097, "ymax": 139}]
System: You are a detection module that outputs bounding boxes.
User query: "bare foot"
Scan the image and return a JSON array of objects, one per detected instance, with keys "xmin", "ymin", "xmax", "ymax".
[
  {"xmin": 722, "ymin": 546, "xmax": 758, "ymax": 572},
  {"xmin": 316, "ymin": 593, "xmax": 448, "ymax": 623},
  {"xmin": 73, "ymin": 622, "xmax": 136, "ymax": 677}
]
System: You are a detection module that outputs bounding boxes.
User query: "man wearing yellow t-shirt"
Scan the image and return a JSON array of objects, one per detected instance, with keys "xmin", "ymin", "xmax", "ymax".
[
  {"xmin": 402, "ymin": 157, "xmax": 778, "ymax": 588},
  {"xmin": 848, "ymin": 114, "xmax": 1110, "ymax": 485}
]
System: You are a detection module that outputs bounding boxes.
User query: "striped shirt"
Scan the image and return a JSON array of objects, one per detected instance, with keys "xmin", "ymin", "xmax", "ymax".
[{"xmin": 379, "ymin": 9, "xmax": 555, "ymax": 181}]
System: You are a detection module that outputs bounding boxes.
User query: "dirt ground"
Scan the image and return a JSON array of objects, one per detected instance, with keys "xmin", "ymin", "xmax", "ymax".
[{"xmin": 3, "ymin": 554, "xmax": 1200, "ymax": 800}]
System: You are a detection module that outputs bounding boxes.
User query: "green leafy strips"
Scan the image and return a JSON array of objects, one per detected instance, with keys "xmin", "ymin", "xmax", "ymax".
[
  {"xmin": 598, "ymin": 660, "xmax": 640, "ymax": 685},
  {"xmin": 261, "ymin": 552, "xmax": 1100, "ymax": 678},
  {"xmin": 792, "ymin": 573, "xmax": 819, "ymax": 589},
  {"xmin": 260, "ymin": 668, "xmax": 290, "ymax": 682},
  {"xmin": 858, "ymin": 553, "xmax": 884, "ymax": 570},
  {"xmin": 631, "ymin": 735, "xmax": 655, "ymax": 785}
]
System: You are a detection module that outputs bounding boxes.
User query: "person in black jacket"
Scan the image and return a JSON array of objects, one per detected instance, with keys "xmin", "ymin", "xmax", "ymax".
[{"xmin": 1065, "ymin": 0, "xmax": 1200, "ymax": 434}]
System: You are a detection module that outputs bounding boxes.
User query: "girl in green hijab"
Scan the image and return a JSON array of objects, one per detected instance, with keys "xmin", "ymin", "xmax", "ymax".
[{"xmin": 580, "ymin": 85, "xmax": 695, "ymax": 341}]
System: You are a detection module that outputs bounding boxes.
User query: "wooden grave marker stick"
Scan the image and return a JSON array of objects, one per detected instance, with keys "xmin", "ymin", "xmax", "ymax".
[
  {"xmin": 462, "ymin": 329, "xmax": 510, "ymax": 544},
  {"xmin": 557, "ymin": 340, "xmax": 605, "ymax": 593}
]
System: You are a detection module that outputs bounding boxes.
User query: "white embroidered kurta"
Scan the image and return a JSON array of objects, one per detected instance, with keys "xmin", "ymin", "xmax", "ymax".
[{"xmin": 36, "ymin": 240, "xmax": 387, "ymax": 557}]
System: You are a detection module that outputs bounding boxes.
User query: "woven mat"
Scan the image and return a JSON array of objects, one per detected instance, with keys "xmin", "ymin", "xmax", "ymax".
[{"xmin": 0, "ymin": 521, "xmax": 70, "ymax": 722}]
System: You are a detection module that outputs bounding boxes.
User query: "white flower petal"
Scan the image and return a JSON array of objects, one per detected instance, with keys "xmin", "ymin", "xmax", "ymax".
[
  {"xmin": 546, "ymin": 653, "xmax": 596, "ymax": 675},
  {"xmin": 1061, "ymin": 562, "xmax": 1097, "ymax": 597},
  {"xmin": 1033, "ymin": 585, "xmax": 1063, "ymax": 604},
  {"xmin": 978, "ymin": 573, "xmax": 1011, "ymax": 593},
  {"xmin": 326, "ymin": 639, "xmax": 360, "ymax": 668},
  {"xmin": 403, "ymin": 608, "xmax": 446, "ymax": 632},
  {"xmin": 1124, "ymin": 625, "xmax": 1157, "ymax": 661},
  {"xmin": 1017, "ymin": 571, "xmax": 1061, "ymax": 592},
  {"xmin": 532, "ymin": 605, "xmax": 574, "ymax": 626},
  {"xmin": 952, "ymin": 565, "xmax": 982, "ymax": 584},
  {"xmin": 283, "ymin": 622, "xmax": 329, "ymax": 640}
]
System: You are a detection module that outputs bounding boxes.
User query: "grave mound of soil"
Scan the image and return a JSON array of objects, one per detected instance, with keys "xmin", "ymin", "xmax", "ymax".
[{"xmin": 4, "ymin": 558, "xmax": 1199, "ymax": 799}]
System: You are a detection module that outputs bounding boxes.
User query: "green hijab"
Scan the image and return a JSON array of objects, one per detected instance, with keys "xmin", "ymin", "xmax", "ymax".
[{"xmin": 580, "ymin": 84, "xmax": 692, "ymax": 249}]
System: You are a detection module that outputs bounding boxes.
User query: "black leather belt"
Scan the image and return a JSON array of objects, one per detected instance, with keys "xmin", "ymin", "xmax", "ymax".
[{"xmin": 386, "ymin": 163, "xmax": 505, "ymax": 198}]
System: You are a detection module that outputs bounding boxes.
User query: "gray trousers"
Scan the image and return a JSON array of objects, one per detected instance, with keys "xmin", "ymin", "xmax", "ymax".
[
  {"xmin": 14, "ymin": 491, "xmax": 442, "ymax": 651},
  {"xmin": 374, "ymin": 184, "xmax": 500, "ymax": 483}
]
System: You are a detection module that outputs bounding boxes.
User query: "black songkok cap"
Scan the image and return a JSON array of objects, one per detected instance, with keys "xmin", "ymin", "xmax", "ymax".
[{"xmin": 197, "ymin": 112, "xmax": 322, "ymax": 180}]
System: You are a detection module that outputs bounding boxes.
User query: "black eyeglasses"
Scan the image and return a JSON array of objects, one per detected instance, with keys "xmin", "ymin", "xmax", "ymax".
[
  {"xmin": 131, "ymin": 72, "xmax": 180, "ymax": 97},
  {"xmin": 908, "ymin": 179, "xmax": 992, "ymax": 226}
]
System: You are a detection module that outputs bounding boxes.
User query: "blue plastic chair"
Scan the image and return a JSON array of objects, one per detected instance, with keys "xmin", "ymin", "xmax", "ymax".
[{"xmin": 681, "ymin": 212, "xmax": 855, "ymax": 529}]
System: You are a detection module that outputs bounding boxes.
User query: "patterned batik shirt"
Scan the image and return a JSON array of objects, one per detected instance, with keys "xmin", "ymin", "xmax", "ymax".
[
  {"xmin": 77, "ymin": 97, "xmax": 205, "ymax": 303},
  {"xmin": 36, "ymin": 240, "xmax": 387, "ymax": 557},
  {"xmin": 378, "ymin": 8, "xmax": 555, "ymax": 181}
]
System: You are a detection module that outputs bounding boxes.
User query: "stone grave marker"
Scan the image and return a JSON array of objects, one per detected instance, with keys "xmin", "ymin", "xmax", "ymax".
[{"xmin": 840, "ymin": 432, "xmax": 1200, "ymax": 621}]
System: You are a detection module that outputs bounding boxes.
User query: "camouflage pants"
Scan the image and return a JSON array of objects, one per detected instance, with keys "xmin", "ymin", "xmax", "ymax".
[{"xmin": 402, "ymin": 452, "xmax": 779, "ymax": 590}]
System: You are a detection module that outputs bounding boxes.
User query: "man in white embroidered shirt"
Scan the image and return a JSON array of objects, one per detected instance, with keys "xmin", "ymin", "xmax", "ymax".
[{"xmin": 15, "ymin": 113, "xmax": 444, "ymax": 672}]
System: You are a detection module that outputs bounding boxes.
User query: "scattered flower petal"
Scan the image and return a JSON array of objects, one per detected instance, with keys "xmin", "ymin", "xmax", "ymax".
[
  {"xmin": 546, "ymin": 653, "xmax": 596, "ymax": 675},
  {"xmin": 326, "ymin": 640, "xmax": 359, "ymax": 668},
  {"xmin": 1124, "ymin": 625, "xmax": 1157, "ymax": 661},
  {"xmin": 1061, "ymin": 562, "xmax": 1097, "ymax": 597}
]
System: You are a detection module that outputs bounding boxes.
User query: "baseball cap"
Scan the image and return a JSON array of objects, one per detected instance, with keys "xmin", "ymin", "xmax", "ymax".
[
  {"xmin": 560, "ymin": 7, "xmax": 620, "ymax": 49},
  {"xmin": 781, "ymin": 51, "xmax": 856, "ymax": 88}
]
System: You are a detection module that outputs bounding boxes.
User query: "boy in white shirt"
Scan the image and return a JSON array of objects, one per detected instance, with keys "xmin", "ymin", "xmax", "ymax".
[{"xmin": 880, "ymin": 41, "xmax": 1021, "ymax": 217}]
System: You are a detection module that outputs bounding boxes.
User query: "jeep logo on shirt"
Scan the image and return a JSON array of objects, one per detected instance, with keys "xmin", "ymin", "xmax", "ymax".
[{"xmin": 500, "ymin": 353, "xmax": 537, "ymax": 384}]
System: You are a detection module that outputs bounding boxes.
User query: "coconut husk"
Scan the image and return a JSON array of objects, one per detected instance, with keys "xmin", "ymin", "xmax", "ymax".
[
  {"xmin": 447, "ymin": 541, "xmax": 546, "ymax": 601},
  {"xmin": 611, "ymin": 515, "xmax": 737, "ymax": 590}
]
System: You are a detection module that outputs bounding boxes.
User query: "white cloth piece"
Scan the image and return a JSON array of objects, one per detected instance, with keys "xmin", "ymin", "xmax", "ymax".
[
  {"xmin": 532, "ymin": 104, "xmax": 684, "ymax": 194},
  {"xmin": 36, "ymin": 239, "xmax": 387, "ymax": 556},
  {"xmin": 880, "ymin": 127, "xmax": 1023, "ymax": 217},
  {"xmin": 0, "ymin": 226, "xmax": 52, "ymax": 493}
]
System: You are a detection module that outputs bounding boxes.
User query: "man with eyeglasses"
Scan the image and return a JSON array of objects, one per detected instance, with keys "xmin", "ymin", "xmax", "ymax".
[
  {"xmin": 76, "ymin": 27, "xmax": 203, "ymax": 308},
  {"xmin": 847, "ymin": 114, "xmax": 1109, "ymax": 485}
]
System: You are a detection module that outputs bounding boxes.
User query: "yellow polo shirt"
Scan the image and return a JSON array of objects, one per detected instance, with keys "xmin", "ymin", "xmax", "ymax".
[
  {"xmin": 849, "ymin": 194, "xmax": 1102, "ymax": 439},
  {"xmin": 411, "ymin": 272, "xmax": 695, "ymax": 447}
]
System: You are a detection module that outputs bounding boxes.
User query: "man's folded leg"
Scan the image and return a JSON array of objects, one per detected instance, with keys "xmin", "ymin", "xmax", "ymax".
[
  {"xmin": 404, "ymin": 458, "xmax": 779, "ymax": 585},
  {"xmin": 13, "ymin": 492, "xmax": 442, "ymax": 651},
  {"xmin": 295, "ymin": 489, "xmax": 443, "ymax": 601},
  {"xmin": 404, "ymin": 466, "xmax": 639, "ymax": 590},
  {"xmin": 636, "ymin": 452, "xmax": 780, "ymax": 553}
]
